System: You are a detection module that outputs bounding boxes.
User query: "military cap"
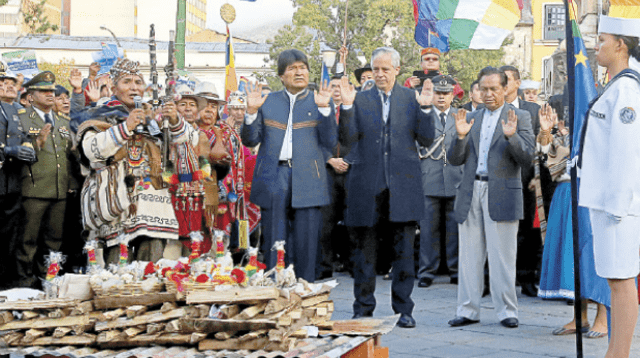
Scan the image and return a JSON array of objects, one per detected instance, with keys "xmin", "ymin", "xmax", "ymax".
[
  {"xmin": 0, "ymin": 62, "xmax": 16, "ymax": 81},
  {"xmin": 421, "ymin": 47, "xmax": 441, "ymax": 58},
  {"xmin": 432, "ymin": 75, "xmax": 457, "ymax": 93},
  {"xmin": 23, "ymin": 71, "xmax": 56, "ymax": 91}
]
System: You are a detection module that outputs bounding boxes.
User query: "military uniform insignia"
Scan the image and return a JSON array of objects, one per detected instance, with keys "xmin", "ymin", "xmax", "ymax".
[
  {"xmin": 17, "ymin": 109, "xmax": 26, "ymax": 114},
  {"xmin": 59, "ymin": 126, "xmax": 70, "ymax": 138},
  {"xmin": 28, "ymin": 127, "xmax": 40, "ymax": 135},
  {"xmin": 620, "ymin": 107, "xmax": 636, "ymax": 124},
  {"xmin": 589, "ymin": 109, "xmax": 605, "ymax": 119}
]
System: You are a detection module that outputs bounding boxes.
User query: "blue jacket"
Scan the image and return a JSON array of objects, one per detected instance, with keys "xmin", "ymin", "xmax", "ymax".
[
  {"xmin": 241, "ymin": 89, "xmax": 337, "ymax": 209},
  {"xmin": 0, "ymin": 103, "xmax": 33, "ymax": 195},
  {"xmin": 339, "ymin": 83, "xmax": 435, "ymax": 227},
  {"xmin": 418, "ymin": 108, "xmax": 463, "ymax": 197},
  {"xmin": 448, "ymin": 104, "xmax": 535, "ymax": 223}
]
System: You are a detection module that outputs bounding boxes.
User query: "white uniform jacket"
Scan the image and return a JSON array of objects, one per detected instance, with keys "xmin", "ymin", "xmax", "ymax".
[{"xmin": 580, "ymin": 73, "xmax": 640, "ymax": 217}]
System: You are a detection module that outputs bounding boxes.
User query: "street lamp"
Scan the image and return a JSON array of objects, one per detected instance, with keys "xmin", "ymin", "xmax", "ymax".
[
  {"xmin": 321, "ymin": 48, "xmax": 337, "ymax": 67},
  {"xmin": 100, "ymin": 25, "xmax": 122, "ymax": 48}
]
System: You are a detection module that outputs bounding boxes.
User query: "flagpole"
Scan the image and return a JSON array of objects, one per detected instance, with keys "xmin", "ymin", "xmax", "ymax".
[
  {"xmin": 564, "ymin": 0, "xmax": 584, "ymax": 356},
  {"xmin": 342, "ymin": 0, "xmax": 349, "ymax": 48}
]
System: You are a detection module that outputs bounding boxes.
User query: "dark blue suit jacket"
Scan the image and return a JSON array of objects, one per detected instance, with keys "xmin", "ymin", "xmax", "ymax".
[
  {"xmin": 241, "ymin": 89, "xmax": 337, "ymax": 209},
  {"xmin": 339, "ymin": 83, "xmax": 434, "ymax": 227}
]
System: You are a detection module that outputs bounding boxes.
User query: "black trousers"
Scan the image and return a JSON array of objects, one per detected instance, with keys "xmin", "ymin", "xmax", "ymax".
[
  {"xmin": 0, "ymin": 193, "xmax": 24, "ymax": 288},
  {"xmin": 351, "ymin": 189, "xmax": 416, "ymax": 316},
  {"xmin": 316, "ymin": 170, "xmax": 351, "ymax": 276}
]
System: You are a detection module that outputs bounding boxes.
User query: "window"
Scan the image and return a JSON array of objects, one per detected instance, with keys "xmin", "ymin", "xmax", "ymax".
[{"xmin": 544, "ymin": 4, "xmax": 565, "ymax": 41}]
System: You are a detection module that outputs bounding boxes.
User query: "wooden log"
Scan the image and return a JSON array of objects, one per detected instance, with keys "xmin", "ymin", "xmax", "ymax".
[
  {"xmin": 179, "ymin": 317, "xmax": 277, "ymax": 333},
  {"xmin": 97, "ymin": 330, "xmax": 123, "ymax": 343},
  {"xmin": 94, "ymin": 308, "xmax": 185, "ymax": 332},
  {"xmin": 124, "ymin": 326, "xmax": 146, "ymax": 338},
  {"xmin": 237, "ymin": 329, "xmax": 267, "ymax": 342},
  {"xmin": 126, "ymin": 305, "xmax": 147, "ymax": 319},
  {"xmin": 234, "ymin": 302, "xmax": 267, "ymax": 320},
  {"xmin": 73, "ymin": 322, "xmax": 95, "ymax": 335},
  {"xmin": 219, "ymin": 304, "xmax": 239, "ymax": 319},
  {"xmin": 0, "ymin": 314, "xmax": 90, "ymax": 330},
  {"xmin": 102, "ymin": 308, "xmax": 126, "ymax": 321},
  {"xmin": 315, "ymin": 321, "xmax": 334, "ymax": 330},
  {"xmin": 268, "ymin": 328, "xmax": 287, "ymax": 342},
  {"xmin": 196, "ymin": 304, "xmax": 210, "ymax": 318},
  {"xmin": 277, "ymin": 314, "xmax": 293, "ymax": 326},
  {"xmin": 186, "ymin": 287, "xmax": 279, "ymax": 305},
  {"xmin": 0, "ymin": 311, "xmax": 14, "ymax": 324},
  {"xmin": 146, "ymin": 323, "xmax": 165, "ymax": 335},
  {"xmin": 93, "ymin": 292, "xmax": 176, "ymax": 310},
  {"xmin": 70, "ymin": 301, "xmax": 94, "ymax": 316},
  {"xmin": 53, "ymin": 326, "xmax": 73, "ymax": 338},
  {"xmin": 265, "ymin": 297, "xmax": 289, "ymax": 315},
  {"xmin": 1, "ymin": 332, "xmax": 23, "ymax": 345},
  {"xmin": 48, "ymin": 309, "xmax": 65, "ymax": 318},
  {"xmin": 164, "ymin": 318, "xmax": 181, "ymax": 332},
  {"xmin": 190, "ymin": 332, "xmax": 207, "ymax": 344},
  {"xmin": 21, "ymin": 311, "xmax": 40, "ymax": 320},
  {"xmin": 198, "ymin": 337, "xmax": 296, "ymax": 352},
  {"xmin": 160, "ymin": 301, "xmax": 178, "ymax": 312},
  {"xmin": 22, "ymin": 329, "xmax": 46, "ymax": 343},
  {"xmin": 0, "ymin": 298, "xmax": 79, "ymax": 311},
  {"xmin": 301, "ymin": 293, "xmax": 330, "ymax": 308},
  {"xmin": 18, "ymin": 333, "xmax": 96, "ymax": 347},
  {"xmin": 97, "ymin": 333, "xmax": 195, "ymax": 349}
]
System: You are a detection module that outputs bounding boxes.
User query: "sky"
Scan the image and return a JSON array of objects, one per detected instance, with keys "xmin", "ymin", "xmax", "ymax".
[{"xmin": 206, "ymin": 0, "xmax": 295, "ymax": 33}]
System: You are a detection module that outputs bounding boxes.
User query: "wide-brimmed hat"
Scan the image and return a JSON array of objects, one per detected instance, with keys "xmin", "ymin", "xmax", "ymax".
[
  {"xmin": 175, "ymin": 84, "xmax": 206, "ymax": 110},
  {"xmin": 519, "ymin": 80, "xmax": 541, "ymax": 90},
  {"xmin": 194, "ymin": 81, "xmax": 226, "ymax": 105},
  {"xmin": 354, "ymin": 63, "xmax": 372, "ymax": 83}
]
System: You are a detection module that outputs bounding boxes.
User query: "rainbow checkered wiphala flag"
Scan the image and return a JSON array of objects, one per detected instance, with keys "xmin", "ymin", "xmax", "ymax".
[{"xmin": 413, "ymin": 0, "xmax": 523, "ymax": 51}]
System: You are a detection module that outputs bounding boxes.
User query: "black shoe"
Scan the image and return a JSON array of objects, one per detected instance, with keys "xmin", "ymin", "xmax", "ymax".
[
  {"xmin": 383, "ymin": 268, "xmax": 392, "ymax": 280},
  {"xmin": 352, "ymin": 312, "xmax": 373, "ymax": 319},
  {"xmin": 396, "ymin": 313, "xmax": 416, "ymax": 328},
  {"xmin": 418, "ymin": 277, "xmax": 433, "ymax": 288},
  {"xmin": 500, "ymin": 317, "xmax": 519, "ymax": 328},
  {"xmin": 333, "ymin": 262, "xmax": 346, "ymax": 273},
  {"xmin": 448, "ymin": 316, "xmax": 479, "ymax": 327},
  {"xmin": 521, "ymin": 282, "xmax": 538, "ymax": 297},
  {"xmin": 316, "ymin": 270, "xmax": 333, "ymax": 281},
  {"xmin": 450, "ymin": 276, "xmax": 458, "ymax": 285}
]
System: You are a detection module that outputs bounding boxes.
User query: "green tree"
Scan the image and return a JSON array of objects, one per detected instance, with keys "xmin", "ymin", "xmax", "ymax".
[
  {"xmin": 268, "ymin": 0, "xmax": 422, "ymax": 85},
  {"xmin": 22, "ymin": 0, "xmax": 59, "ymax": 34},
  {"xmin": 441, "ymin": 47, "xmax": 506, "ymax": 101},
  {"xmin": 39, "ymin": 58, "xmax": 75, "ymax": 91},
  {"xmin": 0, "ymin": 0, "xmax": 9, "ymax": 6}
]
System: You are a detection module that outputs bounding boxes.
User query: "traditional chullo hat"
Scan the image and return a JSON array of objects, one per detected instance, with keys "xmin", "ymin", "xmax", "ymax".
[{"xmin": 110, "ymin": 58, "xmax": 144, "ymax": 84}]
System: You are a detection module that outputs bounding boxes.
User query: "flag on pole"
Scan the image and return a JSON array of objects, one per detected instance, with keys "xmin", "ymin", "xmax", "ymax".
[
  {"xmin": 225, "ymin": 25, "xmax": 238, "ymax": 102},
  {"xmin": 238, "ymin": 76, "xmax": 249, "ymax": 94},
  {"xmin": 320, "ymin": 62, "xmax": 330, "ymax": 88},
  {"xmin": 608, "ymin": 0, "xmax": 640, "ymax": 18},
  {"xmin": 413, "ymin": 0, "xmax": 523, "ymax": 50}
]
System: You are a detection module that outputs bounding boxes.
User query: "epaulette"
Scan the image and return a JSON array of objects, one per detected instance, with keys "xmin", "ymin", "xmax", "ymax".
[{"xmin": 17, "ymin": 108, "xmax": 26, "ymax": 114}]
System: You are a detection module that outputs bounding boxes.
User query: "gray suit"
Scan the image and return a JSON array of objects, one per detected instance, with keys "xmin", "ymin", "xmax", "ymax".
[
  {"xmin": 417, "ymin": 109, "xmax": 463, "ymax": 280},
  {"xmin": 448, "ymin": 104, "xmax": 534, "ymax": 321}
]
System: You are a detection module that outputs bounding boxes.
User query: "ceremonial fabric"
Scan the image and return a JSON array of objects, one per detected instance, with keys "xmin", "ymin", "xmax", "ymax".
[
  {"xmin": 413, "ymin": 0, "xmax": 522, "ymax": 51},
  {"xmin": 608, "ymin": 0, "xmax": 640, "ymax": 19}
]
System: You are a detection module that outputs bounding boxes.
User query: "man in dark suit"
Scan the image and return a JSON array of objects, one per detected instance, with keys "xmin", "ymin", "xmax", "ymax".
[
  {"xmin": 499, "ymin": 65, "xmax": 542, "ymax": 297},
  {"xmin": 447, "ymin": 67, "xmax": 534, "ymax": 329},
  {"xmin": 416, "ymin": 75, "xmax": 464, "ymax": 288},
  {"xmin": 242, "ymin": 49, "xmax": 337, "ymax": 283},
  {"xmin": 338, "ymin": 47, "xmax": 435, "ymax": 328},
  {"xmin": 462, "ymin": 80, "xmax": 483, "ymax": 112},
  {"xmin": 0, "ymin": 64, "xmax": 36, "ymax": 289}
]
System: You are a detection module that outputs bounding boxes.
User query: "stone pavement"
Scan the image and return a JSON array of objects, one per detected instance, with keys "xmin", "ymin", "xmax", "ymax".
[{"xmin": 328, "ymin": 273, "xmax": 640, "ymax": 358}]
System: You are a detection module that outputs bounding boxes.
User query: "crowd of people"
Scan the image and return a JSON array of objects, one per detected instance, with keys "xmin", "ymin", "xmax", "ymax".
[{"xmin": 0, "ymin": 12, "xmax": 639, "ymax": 358}]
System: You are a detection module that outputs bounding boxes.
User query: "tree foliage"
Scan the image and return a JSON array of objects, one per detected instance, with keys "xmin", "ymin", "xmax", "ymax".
[
  {"xmin": 0, "ymin": 0, "xmax": 9, "ymax": 6},
  {"xmin": 441, "ymin": 48, "xmax": 506, "ymax": 100},
  {"xmin": 22, "ymin": 0, "xmax": 59, "ymax": 34},
  {"xmin": 39, "ymin": 58, "xmax": 75, "ymax": 91}
]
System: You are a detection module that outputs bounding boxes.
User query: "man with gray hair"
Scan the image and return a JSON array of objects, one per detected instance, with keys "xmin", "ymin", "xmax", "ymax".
[{"xmin": 338, "ymin": 47, "xmax": 436, "ymax": 328}]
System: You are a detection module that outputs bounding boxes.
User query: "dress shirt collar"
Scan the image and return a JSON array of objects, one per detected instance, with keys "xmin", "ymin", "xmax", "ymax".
[
  {"xmin": 377, "ymin": 86, "xmax": 393, "ymax": 100},
  {"xmin": 434, "ymin": 107, "xmax": 450, "ymax": 118},
  {"xmin": 509, "ymin": 97, "xmax": 519, "ymax": 109},
  {"xmin": 285, "ymin": 89, "xmax": 307, "ymax": 102},
  {"xmin": 485, "ymin": 104, "xmax": 505, "ymax": 117},
  {"xmin": 32, "ymin": 106, "xmax": 54, "ymax": 123}
]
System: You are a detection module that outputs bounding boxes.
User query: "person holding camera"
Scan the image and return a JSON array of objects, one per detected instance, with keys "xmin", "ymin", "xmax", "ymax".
[{"xmin": 404, "ymin": 47, "xmax": 464, "ymax": 102}]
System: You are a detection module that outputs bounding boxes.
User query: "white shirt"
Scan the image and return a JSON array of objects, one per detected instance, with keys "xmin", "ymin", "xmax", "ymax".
[
  {"xmin": 434, "ymin": 107, "xmax": 450, "ymax": 126},
  {"xmin": 33, "ymin": 106, "xmax": 55, "ymax": 126},
  {"xmin": 509, "ymin": 97, "xmax": 520, "ymax": 109},
  {"xmin": 476, "ymin": 105, "xmax": 504, "ymax": 176},
  {"xmin": 244, "ymin": 90, "xmax": 331, "ymax": 160},
  {"xmin": 579, "ymin": 75, "xmax": 640, "ymax": 217}
]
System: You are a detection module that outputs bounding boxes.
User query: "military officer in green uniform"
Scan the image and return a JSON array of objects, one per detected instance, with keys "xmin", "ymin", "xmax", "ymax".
[{"xmin": 15, "ymin": 71, "xmax": 77, "ymax": 288}]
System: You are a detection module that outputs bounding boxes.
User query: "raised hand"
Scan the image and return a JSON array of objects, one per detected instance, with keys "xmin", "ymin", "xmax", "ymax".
[
  {"xmin": 454, "ymin": 108, "xmax": 473, "ymax": 139},
  {"xmin": 416, "ymin": 79, "xmax": 434, "ymax": 107},
  {"xmin": 68, "ymin": 68, "xmax": 83, "ymax": 92},
  {"xmin": 339, "ymin": 76, "xmax": 356, "ymax": 106},
  {"xmin": 36, "ymin": 123, "xmax": 52, "ymax": 149},
  {"xmin": 539, "ymin": 103, "xmax": 556, "ymax": 132},
  {"xmin": 503, "ymin": 109, "xmax": 518, "ymax": 138},
  {"xmin": 86, "ymin": 80, "xmax": 101, "ymax": 103},
  {"xmin": 246, "ymin": 82, "xmax": 268, "ymax": 115},
  {"xmin": 314, "ymin": 80, "xmax": 332, "ymax": 108}
]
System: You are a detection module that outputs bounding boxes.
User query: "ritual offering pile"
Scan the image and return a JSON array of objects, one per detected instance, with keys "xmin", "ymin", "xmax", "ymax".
[{"xmin": 0, "ymin": 233, "xmax": 343, "ymax": 353}]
